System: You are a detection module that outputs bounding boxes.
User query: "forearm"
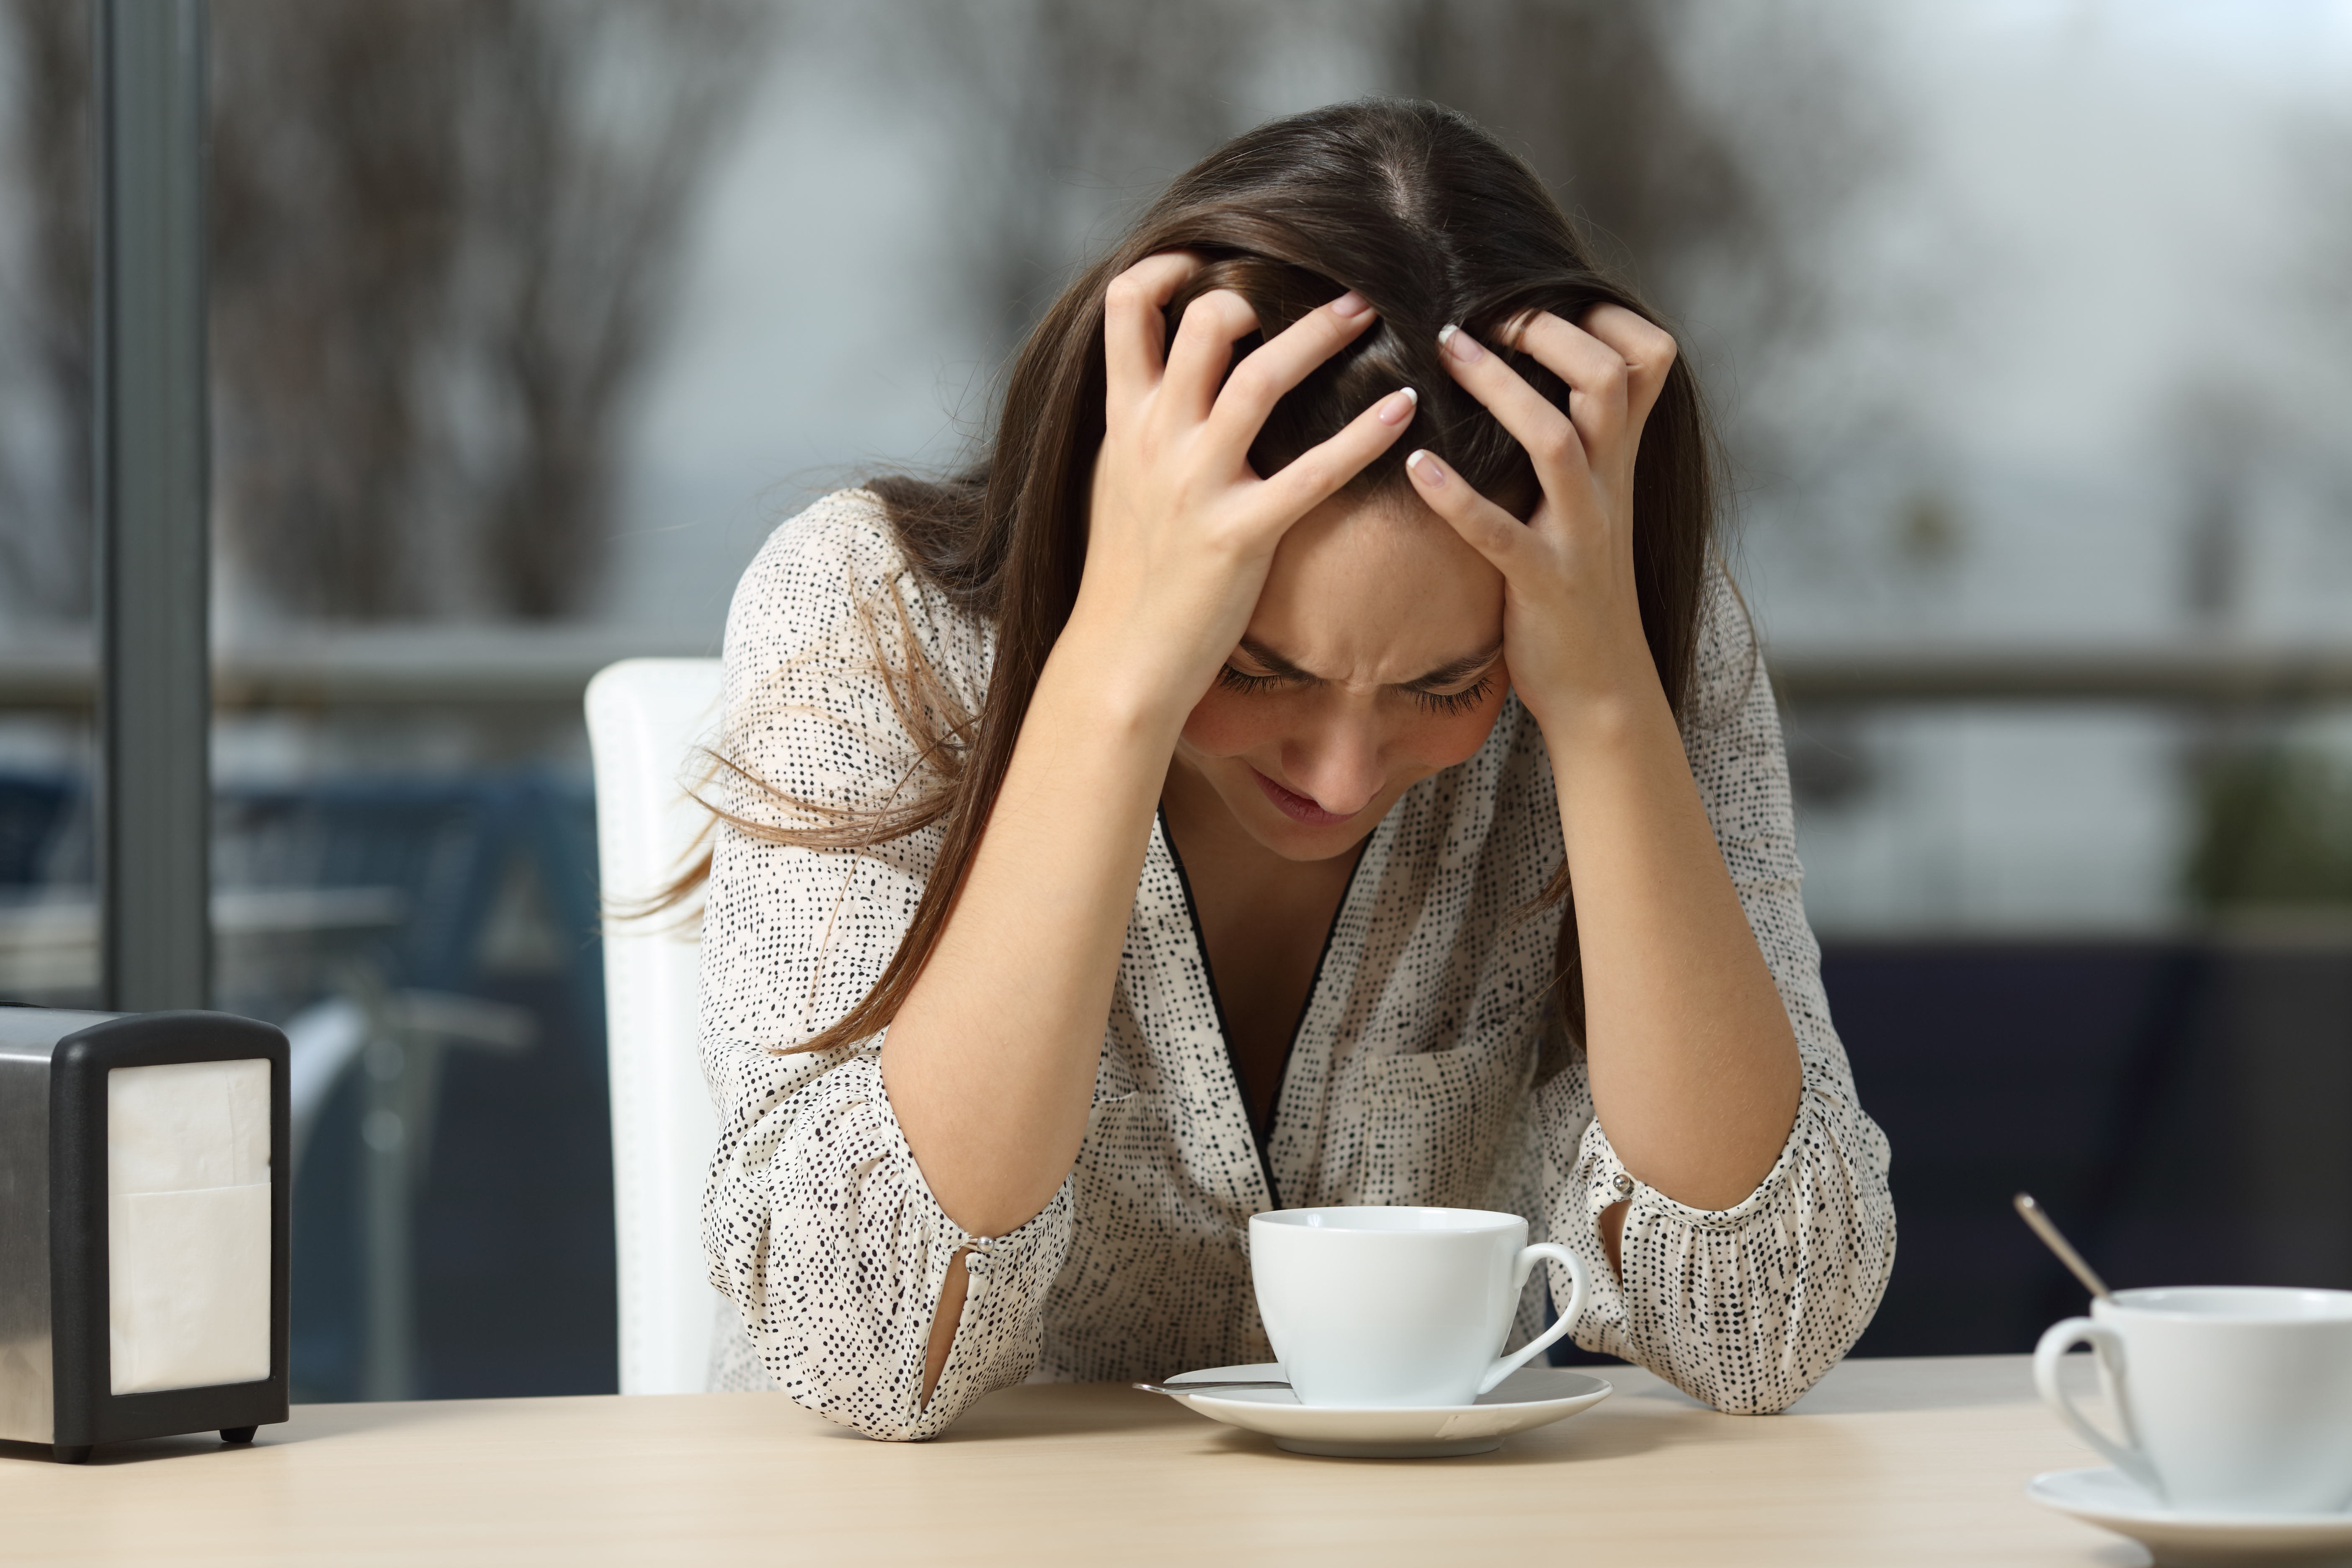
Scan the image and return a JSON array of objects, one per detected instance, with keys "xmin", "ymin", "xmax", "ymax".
[
  {"xmin": 882, "ymin": 620, "xmax": 1184, "ymax": 1237},
  {"xmin": 1546, "ymin": 679, "xmax": 1801, "ymax": 1210}
]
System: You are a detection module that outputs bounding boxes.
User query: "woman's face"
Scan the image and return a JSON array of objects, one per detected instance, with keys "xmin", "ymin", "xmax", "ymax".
[{"xmin": 1175, "ymin": 489, "xmax": 1511, "ymax": 862}]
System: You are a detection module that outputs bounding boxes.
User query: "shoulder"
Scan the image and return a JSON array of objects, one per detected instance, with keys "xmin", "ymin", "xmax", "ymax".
[
  {"xmin": 724, "ymin": 488, "xmax": 920, "ymax": 660},
  {"xmin": 1681, "ymin": 557, "xmax": 1768, "ymax": 736},
  {"xmin": 721, "ymin": 487, "xmax": 993, "ymax": 712},
  {"xmin": 714, "ymin": 490, "xmax": 993, "ymax": 819}
]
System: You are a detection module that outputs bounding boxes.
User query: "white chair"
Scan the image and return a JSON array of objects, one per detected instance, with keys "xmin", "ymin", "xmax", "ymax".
[{"xmin": 586, "ymin": 657, "xmax": 726, "ymax": 1395}]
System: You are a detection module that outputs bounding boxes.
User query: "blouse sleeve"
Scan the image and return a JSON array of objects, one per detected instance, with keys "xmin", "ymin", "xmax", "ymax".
[
  {"xmin": 697, "ymin": 491, "xmax": 1074, "ymax": 1441},
  {"xmin": 1532, "ymin": 566, "xmax": 1897, "ymax": 1413}
]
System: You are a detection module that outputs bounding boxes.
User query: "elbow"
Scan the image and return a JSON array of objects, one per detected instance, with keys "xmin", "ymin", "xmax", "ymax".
[
  {"xmin": 770, "ymin": 1363, "xmax": 970, "ymax": 1444},
  {"xmin": 1712, "ymin": 1388, "xmax": 1805, "ymax": 1418}
]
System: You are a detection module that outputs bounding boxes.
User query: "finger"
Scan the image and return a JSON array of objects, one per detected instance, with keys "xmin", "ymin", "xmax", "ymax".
[
  {"xmin": 1493, "ymin": 311, "xmax": 1633, "ymax": 455},
  {"xmin": 1103, "ymin": 253, "xmax": 1203, "ymax": 422},
  {"xmin": 1436, "ymin": 322, "xmax": 1594, "ymax": 494},
  {"xmin": 1571, "ymin": 304, "xmax": 1678, "ymax": 433},
  {"xmin": 1159, "ymin": 289, "xmax": 1266, "ymax": 423},
  {"xmin": 1201, "ymin": 290, "xmax": 1377, "ymax": 460},
  {"xmin": 1252, "ymin": 386, "xmax": 1420, "ymax": 523},
  {"xmin": 1401, "ymin": 447, "xmax": 1534, "ymax": 579}
]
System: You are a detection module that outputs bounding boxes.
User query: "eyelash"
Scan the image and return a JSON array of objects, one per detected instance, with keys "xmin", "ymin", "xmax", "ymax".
[
  {"xmin": 1410, "ymin": 674, "xmax": 1495, "ymax": 717},
  {"xmin": 1215, "ymin": 666, "xmax": 1286, "ymax": 699},
  {"xmin": 1215, "ymin": 665, "xmax": 1494, "ymax": 717}
]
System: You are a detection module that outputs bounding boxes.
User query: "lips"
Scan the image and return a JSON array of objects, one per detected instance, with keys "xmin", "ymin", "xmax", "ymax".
[{"xmin": 1251, "ymin": 767, "xmax": 1354, "ymax": 828}]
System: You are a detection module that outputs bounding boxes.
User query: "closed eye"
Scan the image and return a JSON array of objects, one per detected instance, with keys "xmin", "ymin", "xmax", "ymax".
[
  {"xmin": 1408, "ymin": 673, "xmax": 1495, "ymax": 717},
  {"xmin": 1216, "ymin": 665, "xmax": 1294, "ymax": 698},
  {"xmin": 1219, "ymin": 662, "xmax": 1496, "ymax": 717}
]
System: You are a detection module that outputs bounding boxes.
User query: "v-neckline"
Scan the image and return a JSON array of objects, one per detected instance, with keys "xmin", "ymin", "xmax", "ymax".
[{"xmin": 1155, "ymin": 803, "xmax": 1378, "ymax": 1210}]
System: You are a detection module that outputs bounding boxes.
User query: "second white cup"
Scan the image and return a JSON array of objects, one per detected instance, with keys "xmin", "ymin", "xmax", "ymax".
[
  {"xmin": 1249, "ymin": 1205, "xmax": 1589, "ymax": 1408},
  {"xmin": 2034, "ymin": 1285, "xmax": 2352, "ymax": 1514}
]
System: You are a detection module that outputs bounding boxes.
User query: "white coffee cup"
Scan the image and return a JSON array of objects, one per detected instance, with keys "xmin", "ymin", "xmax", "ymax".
[
  {"xmin": 1248, "ymin": 1205, "xmax": 1589, "ymax": 1408},
  {"xmin": 2034, "ymin": 1285, "xmax": 2352, "ymax": 1514}
]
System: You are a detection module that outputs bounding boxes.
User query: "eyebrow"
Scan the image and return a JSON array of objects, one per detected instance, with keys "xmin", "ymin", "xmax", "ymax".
[{"xmin": 1235, "ymin": 636, "xmax": 1504, "ymax": 690}]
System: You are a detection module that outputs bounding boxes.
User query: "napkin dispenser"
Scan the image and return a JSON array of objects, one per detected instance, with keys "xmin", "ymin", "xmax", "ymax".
[{"xmin": 0, "ymin": 1008, "xmax": 289, "ymax": 1463}]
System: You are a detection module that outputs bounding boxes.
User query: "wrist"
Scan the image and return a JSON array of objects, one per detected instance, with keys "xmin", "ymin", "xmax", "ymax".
[
  {"xmin": 1037, "ymin": 613, "xmax": 1200, "ymax": 747},
  {"xmin": 1533, "ymin": 686, "xmax": 1669, "ymax": 769},
  {"xmin": 1514, "ymin": 628, "xmax": 1668, "ymax": 745}
]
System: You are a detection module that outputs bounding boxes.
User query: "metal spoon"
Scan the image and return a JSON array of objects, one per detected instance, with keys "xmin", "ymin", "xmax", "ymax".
[
  {"xmin": 1132, "ymin": 1380, "xmax": 1292, "ymax": 1397},
  {"xmin": 2013, "ymin": 1191, "xmax": 2114, "ymax": 1303}
]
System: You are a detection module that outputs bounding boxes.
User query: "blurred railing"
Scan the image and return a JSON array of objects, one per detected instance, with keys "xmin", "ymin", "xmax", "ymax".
[
  {"xmin": 10, "ymin": 632, "xmax": 2352, "ymax": 709},
  {"xmin": 0, "ymin": 628, "xmax": 712, "ymax": 711},
  {"xmin": 1770, "ymin": 642, "xmax": 2352, "ymax": 707}
]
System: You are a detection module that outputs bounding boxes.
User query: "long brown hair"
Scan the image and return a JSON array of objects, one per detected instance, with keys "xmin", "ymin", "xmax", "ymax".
[{"xmin": 713, "ymin": 99, "xmax": 1718, "ymax": 1055}]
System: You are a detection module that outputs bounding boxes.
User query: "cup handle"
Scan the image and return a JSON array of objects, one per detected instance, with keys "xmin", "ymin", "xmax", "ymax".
[
  {"xmin": 1476, "ymin": 1243, "xmax": 1590, "ymax": 1396},
  {"xmin": 2033, "ymin": 1316, "xmax": 2160, "ymax": 1498}
]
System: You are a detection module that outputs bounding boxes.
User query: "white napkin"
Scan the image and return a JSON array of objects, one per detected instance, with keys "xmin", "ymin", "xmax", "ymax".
[{"xmin": 107, "ymin": 1059, "xmax": 272, "ymax": 1395}]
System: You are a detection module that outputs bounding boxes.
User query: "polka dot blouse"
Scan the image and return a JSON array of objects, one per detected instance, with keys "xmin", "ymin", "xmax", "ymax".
[{"xmin": 698, "ymin": 490, "xmax": 1896, "ymax": 1440}]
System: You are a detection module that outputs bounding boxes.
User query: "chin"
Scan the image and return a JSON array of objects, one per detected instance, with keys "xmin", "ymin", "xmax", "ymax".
[
  {"xmin": 1247, "ymin": 815, "xmax": 1367, "ymax": 863},
  {"xmin": 1232, "ymin": 784, "xmax": 1387, "ymax": 862}
]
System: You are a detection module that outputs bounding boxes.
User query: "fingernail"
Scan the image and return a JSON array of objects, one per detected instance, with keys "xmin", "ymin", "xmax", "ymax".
[
  {"xmin": 1377, "ymin": 387, "xmax": 1418, "ymax": 426},
  {"xmin": 1331, "ymin": 291, "xmax": 1371, "ymax": 318},
  {"xmin": 1408, "ymin": 449, "xmax": 1447, "ymax": 487},
  {"xmin": 1439, "ymin": 323, "xmax": 1484, "ymax": 364}
]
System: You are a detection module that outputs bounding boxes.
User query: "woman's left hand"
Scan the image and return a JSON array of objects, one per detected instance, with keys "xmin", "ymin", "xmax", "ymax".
[{"xmin": 1403, "ymin": 305, "xmax": 1680, "ymax": 733}]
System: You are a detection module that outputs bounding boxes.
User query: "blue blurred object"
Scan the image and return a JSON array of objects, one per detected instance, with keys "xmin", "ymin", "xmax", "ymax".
[
  {"xmin": 0, "ymin": 776, "xmax": 77, "ymax": 887},
  {"xmin": 1831, "ymin": 939, "xmax": 2352, "ymax": 1356},
  {"xmin": 1542, "ymin": 936, "xmax": 2347, "ymax": 1369},
  {"xmin": 205, "ymin": 770, "xmax": 614, "ymax": 1403},
  {"xmin": 216, "ymin": 776, "xmax": 523, "ymax": 998}
]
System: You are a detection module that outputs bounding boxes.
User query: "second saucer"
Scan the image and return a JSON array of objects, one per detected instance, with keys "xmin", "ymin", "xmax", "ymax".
[{"xmin": 2027, "ymin": 1467, "xmax": 2352, "ymax": 1567}]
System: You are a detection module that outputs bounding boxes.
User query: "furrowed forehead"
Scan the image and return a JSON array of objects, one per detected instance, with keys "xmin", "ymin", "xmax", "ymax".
[{"xmin": 1242, "ymin": 490, "xmax": 1504, "ymax": 686}]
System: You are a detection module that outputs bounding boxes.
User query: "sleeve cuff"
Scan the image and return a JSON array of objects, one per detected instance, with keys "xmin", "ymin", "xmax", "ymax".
[{"xmin": 708, "ymin": 1044, "xmax": 1073, "ymax": 1439}]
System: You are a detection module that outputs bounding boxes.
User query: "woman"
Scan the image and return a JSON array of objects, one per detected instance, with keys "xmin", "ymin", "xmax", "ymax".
[{"xmin": 696, "ymin": 99, "xmax": 1893, "ymax": 1440}]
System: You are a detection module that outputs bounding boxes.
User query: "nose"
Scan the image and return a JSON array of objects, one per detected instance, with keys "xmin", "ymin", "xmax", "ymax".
[{"xmin": 1278, "ymin": 707, "xmax": 1385, "ymax": 819}]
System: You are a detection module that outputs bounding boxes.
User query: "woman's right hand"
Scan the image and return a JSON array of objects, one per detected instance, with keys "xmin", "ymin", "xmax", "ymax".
[{"xmin": 1068, "ymin": 253, "xmax": 1421, "ymax": 727}]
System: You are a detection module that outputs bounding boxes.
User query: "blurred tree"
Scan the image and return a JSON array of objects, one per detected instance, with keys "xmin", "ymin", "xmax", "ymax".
[
  {"xmin": 2287, "ymin": 108, "xmax": 2352, "ymax": 592},
  {"xmin": 1395, "ymin": 0, "xmax": 1770, "ymax": 309},
  {"xmin": 206, "ymin": 1, "xmax": 475, "ymax": 622},
  {"xmin": 2166, "ymin": 384, "xmax": 2264, "ymax": 632},
  {"xmin": 1390, "ymin": 0, "xmax": 1884, "ymax": 482},
  {"xmin": 2188, "ymin": 745, "xmax": 2352, "ymax": 914},
  {"xmin": 900, "ymin": 0, "xmax": 1261, "ymax": 366},
  {"xmin": 0, "ymin": 0, "xmax": 93, "ymax": 622},
  {"xmin": 214, "ymin": 0, "xmax": 777, "ymax": 620},
  {"xmin": 884, "ymin": 0, "xmax": 1881, "ymax": 501},
  {"xmin": 0, "ymin": 0, "xmax": 776, "ymax": 624}
]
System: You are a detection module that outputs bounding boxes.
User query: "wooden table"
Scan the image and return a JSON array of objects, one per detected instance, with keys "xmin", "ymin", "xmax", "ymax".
[{"xmin": 2, "ymin": 1355, "xmax": 2127, "ymax": 1565}]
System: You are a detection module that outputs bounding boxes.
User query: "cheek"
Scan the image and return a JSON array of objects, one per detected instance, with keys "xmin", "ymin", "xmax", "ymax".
[
  {"xmin": 1393, "ymin": 699, "xmax": 1508, "ymax": 770},
  {"xmin": 1181, "ymin": 685, "xmax": 1289, "ymax": 757}
]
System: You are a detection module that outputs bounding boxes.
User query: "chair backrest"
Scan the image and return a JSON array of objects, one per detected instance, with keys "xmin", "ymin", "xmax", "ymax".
[{"xmin": 585, "ymin": 657, "xmax": 724, "ymax": 1395}]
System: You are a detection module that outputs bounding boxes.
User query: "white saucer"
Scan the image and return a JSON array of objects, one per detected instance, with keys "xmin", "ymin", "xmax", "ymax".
[
  {"xmin": 2027, "ymin": 1467, "xmax": 2352, "ymax": 1567},
  {"xmin": 1161, "ymin": 1362, "xmax": 1612, "ymax": 1457}
]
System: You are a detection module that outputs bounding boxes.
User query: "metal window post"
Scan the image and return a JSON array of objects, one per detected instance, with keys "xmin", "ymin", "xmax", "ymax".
[{"xmin": 95, "ymin": 0, "xmax": 211, "ymax": 1014}]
